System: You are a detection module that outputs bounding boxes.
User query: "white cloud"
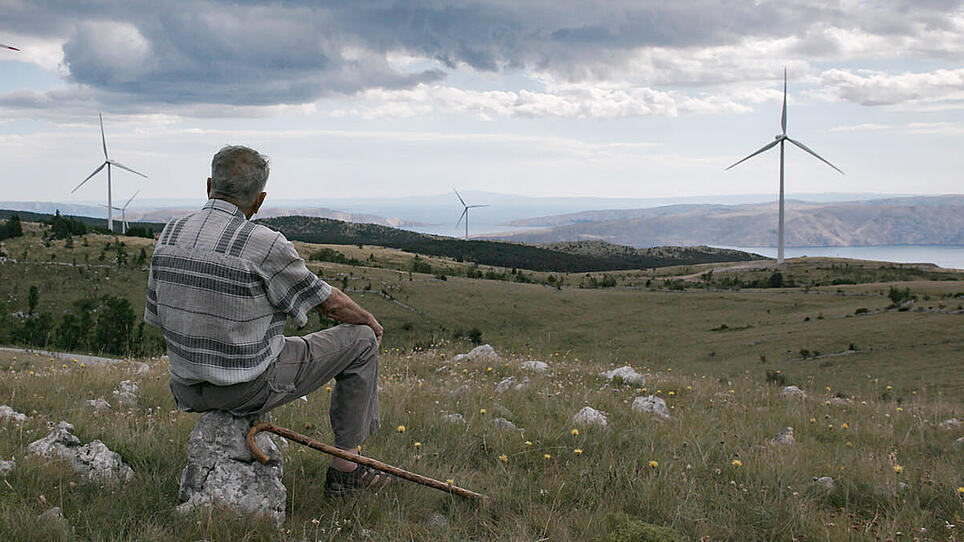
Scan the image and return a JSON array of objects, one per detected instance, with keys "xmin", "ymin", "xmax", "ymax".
[
  {"xmin": 828, "ymin": 123, "xmax": 893, "ymax": 132},
  {"xmin": 816, "ymin": 68, "xmax": 964, "ymax": 108}
]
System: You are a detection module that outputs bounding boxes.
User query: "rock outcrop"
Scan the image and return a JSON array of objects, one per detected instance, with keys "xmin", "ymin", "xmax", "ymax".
[
  {"xmin": 176, "ymin": 411, "xmax": 285, "ymax": 527},
  {"xmin": 0, "ymin": 405, "xmax": 27, "ymax": 423},
  {"xmin": 28, "ymin": 421, "xmax": 133, "ymax": 484},
  {"xmin": 632, "ymin": 395, "xmax": 670, "ymax": 419},
  {"xmin": 780, "ymin": 386, "xmax": 806, "ymax": 399},
  {"xmin": 573, "ymin": 406, "xmax": 608, "ymax": 427},
  {"xmin": 598, "ymin": 366, "xmax": 645, "ymax": 387},
  {"xmin": 452, "ymin": 344, "xmax": 500, "ymax": 363},
  {"xmin": 112, "ymin": 380, "xmax": 139, "ymax": 407},
  {"xmin": 519, "ymin": 360, "xmax": 548, "ymax": 373},
  {"xmin": 772, "ymin": 427, "xmax": 794, "ymax": 446}
]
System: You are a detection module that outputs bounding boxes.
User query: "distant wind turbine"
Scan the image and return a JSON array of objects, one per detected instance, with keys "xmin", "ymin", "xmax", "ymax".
[
  {"xmin": 1, "ymin": 43, "xmax": 19, "ymax": 51},
  {"xmin": 454, "ymin": 189, "xmax": 489, "ymax": 240},
  {"xmin": 725, "ymin": 69, "xmax": 843, "ymax": 264},
  {"xmin": 71, "ymin": 114, "xmax": 148, "ymax": 233},
  {"xmin": 99, "ymin": 190, "xmax": 139, "ymax": 235}
]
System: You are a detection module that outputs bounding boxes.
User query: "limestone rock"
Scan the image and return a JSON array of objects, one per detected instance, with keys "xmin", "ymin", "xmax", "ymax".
[
  {"xmin": 38, "ymin": 507, "xmax": 66, "ymax": 523},
  {"xmin": 772, "ymin": 427, "xmax": 795, "ymax": 446},
  {"xmin": 0, "ymin": 458, "xmax": 14, "ymax": 476},
  {"xmin": 441, "ymin": 413, "xmax": 465, "ymax": 424},
  {"xmin": 0, "ymin": 405, "xmax": 27, "ymax": 423},
  {"xmin": 452, "ymin": 344, "xmax": 500, "ymax": 363},
  {"xmin": 519, "ymin": 360, "xmax": 549, "ymax": 373},
  {"xmin": 632, "ymin": 395, "xmax": 670, "ymax": 419},
  {"xmin": 780, "ymin": 386, "xmax": 806, "ymax": 399},
  {"xmin": 490, "ymin": 418, "xmax": 522, "ymax": 431},
  {"xmin": 177, "ymin": 411, "xmax": 285, "ymax": 527},
  {"xmin": 428, "ymin": 513, "xmax": 449, "ymax": 529},
  {"xmin": 112, "ymin": 380, "xmax": 139, "ymax": 407},
  {"xmin": 598, "ymin": 366, "xmax": 645, "ymax": 387},
  {"xmin": 813, "ymin": 476, "xmax": 835, "ymax": 490},
  {"xmin": 447, "ymin": 385, "xmax": 470, "ymax": 397},
  {"xmin": 28, "ymin": 421, "xmax": 133, "ymax": 484},
  {"xmin": 573, "ymin": 406, "xmax": 608, "ymax": 427},
  {"xmin": 940, "ymin": 418, "xmax": 961, "ymax": 429},
  {"xmin": 955, "ymin": 436, "xmax": 964, "ymax": 447},
  {"xmin": 86, "ymin": 398, "xmax": 111, "ymax": 412},
  {"xmin": 829, "ymin": 397, "xmax": 853, "ymax": 406},
  {"xmin": 495, "ymin": 377, "xmax": 516, "ymax": 394},
  {"xmin": 513, "ymin": 377, "xmax": 531, "ymax": 391}
]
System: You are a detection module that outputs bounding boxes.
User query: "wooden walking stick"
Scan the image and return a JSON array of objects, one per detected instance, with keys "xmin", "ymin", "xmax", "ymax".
[{"xmin": 246, "ymin": 422, "xmax": 486, "ymax": 500}]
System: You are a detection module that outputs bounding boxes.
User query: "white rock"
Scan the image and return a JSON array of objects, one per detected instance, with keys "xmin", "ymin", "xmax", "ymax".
[
  {"xmin": 954, "ymin": 436, "xmax": 964, "ymax": 447},
  {"xmin": 495, "ymin": 377, "xmax": 516, "ymax": 394},
  {"xmin": 513, "ymin": 377, "xmax": 531, "ymax": 391},
  {"xmin": 632, "ymin": 395, "xmax": 670, "ymax": 419},
  {"xmin": 520, "ymin": 360, "xmax": 548, "ymax": 373},
  {"xmin": 940, "ymin": 418, "xmax": 961, "ymax": 429},
  {"xmin": 112, "ymin": 380, "xmax": 139, "ymax": 407},
  {"xmin": 829, "ymin": 397, "xmax": 853, "ymax": 406},
  {"xmin": 572, "ymin": 406, "xmax": 608, "ymax": 427},
  {"xmin": 28, "ymin": 421, "xmax": 134, "ymax": 484},
  {"xmin": 772, "ymin": 427, "xmax": 794, "ymax": 446},
  {"xmin": 452, "ymin": 344, "xmax": 500, "ymax": 363},
  {"xmin": 441, "ymin": 413, "xmax": 465, "ymax": 424},
  {"xmin": 598, "ymin": 366, "xmax": 645, "ymax": 387},
  {"xmin": 447, "ymin": 385, "xmax": 470, "ymax": 397},
  {"xmin": 37, "ymin": 506, "xmax": 66, "ymax": 523},
  {"xmin": 813, "ymin": 476, "xmax": 835, "ymax": 490},
  {"xmin": 0, "ymin": 405, "xmax": 27, "ymax": 423},
  {"xmin": 177, "ymin": 411, "xmax": 285, "ymax": 527},
  {"xmin": 0, "ymin": 458, "xmax": 14, "ymax": 476},
  {"xmin": 780, "ymin": 386, "xmax": 806, "ymax": 399},
  {"xmin": 898, "ymin": 481, "xmax": 910, "ymax": 492},
  {"xmin": 428, "ymin": 513, "xmax": 449, "ymax": 528},
  {"xmin": 86, "ymin": 398, "xmax": 111, "ymax": 411},
  {"xmin": 490, "ymin": 418, "xmax": 522, "ymax": 431}
]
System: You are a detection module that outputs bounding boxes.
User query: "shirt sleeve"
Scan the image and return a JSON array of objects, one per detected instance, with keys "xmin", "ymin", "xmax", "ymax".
[{"xmin": 260, "ymin": 233, "xmax": 332, "ymax": 327}]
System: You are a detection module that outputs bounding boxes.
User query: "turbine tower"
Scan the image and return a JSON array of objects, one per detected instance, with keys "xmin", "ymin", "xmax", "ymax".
[
  {"xmin": 100, "ymin": 190, "xmax": 140, "ymax": 235},
  {"xmin": 454, "ymin": 189, "xmax": 489, "ymax": 240},
  {"xmin": 71, "ymin": 114, "xmax": 148, "ymax": 233},
  {"xmin": 725, "ymin": 69, "xmax": 843, "ymax": 264}
]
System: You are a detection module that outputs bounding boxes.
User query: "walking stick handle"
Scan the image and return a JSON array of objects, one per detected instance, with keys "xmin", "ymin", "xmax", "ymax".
[{"xmin": 246, "ymin": 422, "xmax": 486, "ymax": 500}]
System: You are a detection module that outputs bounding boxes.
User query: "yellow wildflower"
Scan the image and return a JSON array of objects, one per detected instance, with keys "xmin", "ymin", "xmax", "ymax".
[
  {"xmin": 524, "ymin": 441, "xmax": 532, "ymax": 446},
  {"xmin": 544, "ymin": 454, "xmax": 552, "ymax": 460},
  {"xmin": 479, "ymin": 408, "xmax": 486, "ymax": 414},
  {"xmin": 846, "ymin": 441, "xmax": 853, "ymax": 447},
  {"xmin": 486, "ymin": 367, "xmax": 492, "ymax": 372},
  {"xmin": 571, "ymin": 428, "xmax": 579, "ymax": 436},
  {"xmin": 573, "ymin": 449, "xmax": 583, "ymax": 455},
  {"xmin": 648, "ymin": 460, "xmax": 658, "ymax": 469},
  {"xmin": 446, "ymin": 479, "xmax": 454, "ymax": 485},
  {"xmin": 958, "ymin": 486, "xmax": 964, "ymax": 494},
  {"xmin": 893, "ymin": 465, "xmax": 903, "ymax": 474},
  {"xmin": 809, "ymin": 417, "xmax": 817, "ymax": 424},
  {"xmin": 668, "ymin": 391, "xmax": 676, "ymax": 397},
  {"xmin": 728, "ymin": 390, "xmax": 735, "ymax": 394},
  {"xmin": 731, "ymin": 459, "xmax": 742, "ymax": 468},
  {"xmin": 686, "ymin": 386, "xmax": 692, "ymax": 391},
  {"xmin": 396, "ymin": 425, "xmax": 406, "ymax": 433},
  {"xmin": 886, "ymin": 385, "xmax": 893, "ymax": 390},
  {"xmin": 896, "ymin": 407, "xmax": 903, "ymax": 413},
  {"xmin": 325, "ymin": 386, "xmax": 332, "ymax": 392},
  {"xmin": 497, "ymin": 454, "xmax": 508, "ymax": 462},
  {"xmin": 413, "ymin": 442, "xmax": 421, "ymax": 448},
  {"xmin": 840, "ymin": 423, "xmax": 849, "ymax": 430}
]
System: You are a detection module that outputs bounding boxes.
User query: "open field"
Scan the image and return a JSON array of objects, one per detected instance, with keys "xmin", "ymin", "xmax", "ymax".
[{"xmin": 0, "ymin": 223, "xmax": 962, "ymax": 540}]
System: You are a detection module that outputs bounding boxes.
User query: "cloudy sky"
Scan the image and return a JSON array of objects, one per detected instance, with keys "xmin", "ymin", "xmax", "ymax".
[{"xmin": 1, "ymin": 0, "xmax": 962, "ymax": 206}]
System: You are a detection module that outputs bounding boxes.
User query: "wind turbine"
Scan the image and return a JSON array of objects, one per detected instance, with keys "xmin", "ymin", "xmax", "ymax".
[
  {"xmin": 1, "ymin": 44, "xmax": 19, "ymax": 51},
  {"xmin": 725, "ymin": 69, "xmax": 843, "ymax": 264},
  {"xmin": 99, "ymin": 190, "xmax": 139, "ymax": 235},
  {"xmin": 454, "ymin": 189, "xmax": 489, "ymax": 240},
  {"xmin": 71, "ymin": 113, "xmax": 148, "ymax": 233}
]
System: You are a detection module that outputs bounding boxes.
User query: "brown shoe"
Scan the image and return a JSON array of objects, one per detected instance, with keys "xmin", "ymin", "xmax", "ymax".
[{"xmin": 324, "ymin": 464, "xmax": 393, "ymax": 497}]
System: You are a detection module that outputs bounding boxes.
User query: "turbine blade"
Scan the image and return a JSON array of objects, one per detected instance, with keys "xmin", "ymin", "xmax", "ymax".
[
  {"xmin": 455, "ymin": 209, "xmax": 467, "ymax": 228},
  {"xmin": 468, "ymin": 205, "xmax": 490, "ymax": 208},
  {"xmin": 786, "ymin": 137, "xmax": 844, "ymax": 175},
  {"xmin": 107, "ymin": 159, "xmax": 148, "ymax": 178},
  {"xmin": 100, "ymin": 113, "xmax": 108, "ymax": 160},
  {"xmin": 71, "ymin": 162, "xmax": 107, "ymax": 192},
  {"xmin": 725, "ymin": 139, "xmax": 780, "ymax": 170},
  {"xmin": 1, "ymin": 44, "xmax": 19, "ymax": 51},
  {"xmin": 453, "ymin": 188, "xmax": 466, "ymax": 207},
  {"xmin": 123, "ymin": 189, "xmax": 140, "ymax": 209},
  {"xmin": 781, "ymin": 68, "xmax": 787, "ymax": 135}
]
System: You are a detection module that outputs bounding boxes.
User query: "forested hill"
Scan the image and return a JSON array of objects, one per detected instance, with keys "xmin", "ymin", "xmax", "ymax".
[
  {"xmin": 256, "ymin": 216, "xmax": 762, "ymax": 272},
  {"xmin": 0, "ymin": 209, "xmax": 165, "ymax": 234}
]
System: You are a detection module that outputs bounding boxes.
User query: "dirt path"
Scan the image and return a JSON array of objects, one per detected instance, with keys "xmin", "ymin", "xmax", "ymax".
[{"xmin": 0, "ymin": 346, "xmax": 150, "ymax": 374}]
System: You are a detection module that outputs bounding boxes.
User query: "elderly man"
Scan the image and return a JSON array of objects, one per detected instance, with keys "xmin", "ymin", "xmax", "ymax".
[{"xmin": 145, "ymin": 145, "xmax": 387, "ymax": 496}]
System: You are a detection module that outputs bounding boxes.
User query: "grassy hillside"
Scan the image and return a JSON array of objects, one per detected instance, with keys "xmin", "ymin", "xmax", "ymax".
[
  {"xmin": 0, "ymin": 209, "xmax": 166, "ymax": 236},
  {"xmin": 256, "ymin": 215, "xmax": 762, "ymax": 273},
  {"xmin": 0, "ymin": 219, "xmax": 962, "ymax": 540}
]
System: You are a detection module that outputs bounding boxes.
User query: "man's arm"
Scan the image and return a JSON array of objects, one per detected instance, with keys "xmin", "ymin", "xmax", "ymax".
[{"xmin": 316, "ymin": 287, "xmax": 383, "ymax": 343}]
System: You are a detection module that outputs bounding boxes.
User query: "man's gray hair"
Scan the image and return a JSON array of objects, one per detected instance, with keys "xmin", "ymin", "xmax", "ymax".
[{"xmin": 209, "ymin": 145, "xmax": 270, "ymax": 207}]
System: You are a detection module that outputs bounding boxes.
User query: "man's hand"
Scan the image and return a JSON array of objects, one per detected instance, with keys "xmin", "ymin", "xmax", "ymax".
[{"xmin": 317, "ymin": 287, "xmax": 383, "ymax": 343}]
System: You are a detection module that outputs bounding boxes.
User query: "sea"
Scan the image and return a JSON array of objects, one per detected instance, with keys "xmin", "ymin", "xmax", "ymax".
[{"xmin": 717, "ymin": 245, "xmax": 964, "ymax": 271}]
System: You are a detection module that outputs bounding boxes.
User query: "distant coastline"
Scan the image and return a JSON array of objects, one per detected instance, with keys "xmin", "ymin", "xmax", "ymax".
[{"xmin": 714, "ymin": 245, "xmax": 964, "ymax": 271}]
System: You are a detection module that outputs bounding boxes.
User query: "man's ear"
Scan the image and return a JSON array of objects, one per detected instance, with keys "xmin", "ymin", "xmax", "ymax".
[
  {"xmin": 251, "ymin": 191, "xmax": 267, "ymax": 215},
  {"xmin": 206, "ymin": 178, "xmax": 212, "ymax": 198}
]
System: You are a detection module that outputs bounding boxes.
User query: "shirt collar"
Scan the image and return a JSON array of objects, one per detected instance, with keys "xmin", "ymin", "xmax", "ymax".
[{"xmin": 202, "ymin": 198, "xmax": 246, "ymax": 219}]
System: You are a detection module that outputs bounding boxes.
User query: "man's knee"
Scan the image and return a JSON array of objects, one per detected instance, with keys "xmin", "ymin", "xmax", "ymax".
[{"xmin": 345, "ymin": 323, "xmax": 377, "ymax": 345}]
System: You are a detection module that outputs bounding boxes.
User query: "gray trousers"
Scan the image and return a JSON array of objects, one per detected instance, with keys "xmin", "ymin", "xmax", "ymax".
[{"xmin": 169, "ymin": 324, "xmax": 380, "ymax": 449}]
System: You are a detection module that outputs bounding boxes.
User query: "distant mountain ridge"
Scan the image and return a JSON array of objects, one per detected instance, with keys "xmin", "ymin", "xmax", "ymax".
[
  {"xmin": 490, "ymin": 195, "xmax": 964, "ymax": 248},
  {"xmin": 256, "ymin": 216, "xmax": 763, "ymax": 273}
]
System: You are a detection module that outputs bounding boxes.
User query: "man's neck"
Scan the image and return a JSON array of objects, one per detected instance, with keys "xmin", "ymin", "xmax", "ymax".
[{"xmin": 210, "ymin": 196, "xmax": 254, "ymax": 219}]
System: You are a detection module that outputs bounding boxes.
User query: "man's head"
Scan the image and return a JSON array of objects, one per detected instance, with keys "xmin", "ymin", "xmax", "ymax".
[{"xmin": 207, "ymin": 145, "xmax": 269, "ymax": 218}]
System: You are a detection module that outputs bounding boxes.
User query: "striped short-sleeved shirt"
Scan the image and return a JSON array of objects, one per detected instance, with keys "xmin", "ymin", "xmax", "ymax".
[{"xmin": 145, "ymin": 198, "xmax": 331, "ymax": 386}]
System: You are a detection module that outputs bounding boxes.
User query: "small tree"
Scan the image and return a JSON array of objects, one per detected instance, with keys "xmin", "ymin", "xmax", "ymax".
[
  {"xmin": 94, "ymin": 295, "xmax": 136, "ymax": 355},
  {"xmin": 28, "ymin": 285, "xmax": 39, "ymax": 315},
  {"xmin": 767, "ymin": 272, "xmax": 785, "ymax": 288}
]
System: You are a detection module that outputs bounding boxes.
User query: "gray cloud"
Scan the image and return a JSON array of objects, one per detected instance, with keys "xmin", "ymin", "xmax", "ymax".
[{"xmin": 1, "ymin": 0, "xmax": 962, "ymax": 111}]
